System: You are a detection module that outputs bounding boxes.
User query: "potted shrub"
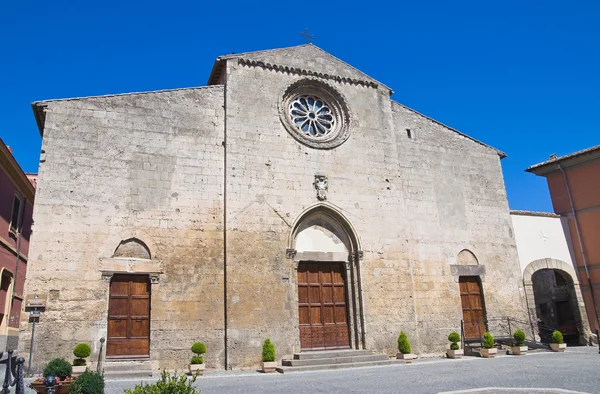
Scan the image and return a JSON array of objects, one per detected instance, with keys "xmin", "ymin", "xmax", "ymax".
[
  {"xmin": 70, "ymin": 370, "xmax": 104, "ymax": 394},
  {"xmin": 479, "ymin": 332, "xmax": 497, "ymax": 358},
  {"xmin": 446, "ymin": 332, "xmax": 463, "ymax": 359},
  {"xmin": 72, "ymin": 343, "xmax": 92, "ymax": 377},
  {"xmin": 30, "ymin": 358, "xmax": 74, "ymax": 394},
  {"xmin": 189, "ymin": 342, "xmax": 206, "ymax": 376},
  {"xmin": 261, "ymin": 338, "xmax": 277, "ymax": 373},
  {"xmin": 396, "ymin": 331, "xmax": 417, "ymax": 363},
  {"xmin": 550, "ymin": 330, "xmax": 567, "ymax": 352},
  {"xmin": 511, "ymin": 329, "xmax": 528, "ymax": 355}
]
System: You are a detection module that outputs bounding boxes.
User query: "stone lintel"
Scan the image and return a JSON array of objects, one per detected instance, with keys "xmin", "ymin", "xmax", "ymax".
[
  {"xmin": 294, "ymin": 251, "xmax": 349, "ymax": 262},
  {"xmin": 450, "ymin": 264, "xmax": 486, "ymax": 281},
  {"xmin": 99, "ymin": 257, "xmax": 164, "ymax": 278}
]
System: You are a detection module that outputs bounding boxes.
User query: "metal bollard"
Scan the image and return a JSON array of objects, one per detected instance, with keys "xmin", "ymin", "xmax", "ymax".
[
  {"xmin": 44, "ymin": 376, "xmax": 56, "ymax": 394},
  {"xmin": 15, "ymin": 358, "xmax": 24, "ymax": 394}
]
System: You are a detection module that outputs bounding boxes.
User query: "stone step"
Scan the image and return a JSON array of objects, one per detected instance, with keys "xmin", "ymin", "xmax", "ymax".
[
  {"xmin": 277, "ymin": 359, "xmax": 405, "ymax": 373},
  {"xmin": 103, "ymin": 370, "xmax": 154, "ymax": 380},
  {"xmin": 293, "ymin": 349, "xmax": 374, "ymax": 360},
  {"xmin": 103, "ymin": 360, "xmax": 153, "ymax": 379},
  {"xmin": 283, "ymin": 354, "xmax": 389, "ymax": 367}
]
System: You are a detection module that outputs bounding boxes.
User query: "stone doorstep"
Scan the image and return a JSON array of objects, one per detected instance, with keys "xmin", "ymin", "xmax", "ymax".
[
  {"xmin": 292, "ymin": 349, "xmax": 374, "ymax": 360},
  {"xmin": 103, "ymin": 359, "xmax": 153, "ymax": 379},
  {"xmin": 277, "ymin": 358, "xmax": 405, "ymax": 373},
  {"xmin": 283, "ymin": 353, "xmax": 389, "ymax": 367}
]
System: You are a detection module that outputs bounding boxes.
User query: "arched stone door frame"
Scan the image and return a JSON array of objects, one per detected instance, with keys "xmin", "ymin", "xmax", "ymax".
[
  {"xmin": 523, "ymin": 258, "xmax": 589, "ymax": 343},
  {"xmin": 286, "ymin": 202, "xmax": 365, "ymax": 350}
]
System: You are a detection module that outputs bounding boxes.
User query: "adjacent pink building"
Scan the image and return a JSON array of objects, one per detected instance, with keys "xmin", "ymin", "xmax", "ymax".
[{"xmin": 0, "ymin": 138, "xmax": 35, "ymax": 351}]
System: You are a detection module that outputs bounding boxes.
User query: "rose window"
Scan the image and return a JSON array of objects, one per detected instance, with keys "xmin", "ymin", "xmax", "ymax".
[{"xmin": 289, "ymin": 95, "xmax": 336, "ymax": 138}]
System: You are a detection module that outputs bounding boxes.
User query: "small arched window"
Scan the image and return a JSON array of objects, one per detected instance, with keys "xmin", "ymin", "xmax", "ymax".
[
  {"xmin": 113, "ymin": 238, "xmax": 151, "ymax": 260},
  {"xmin": 457, "ymin": 249, "xmax": 479, "ymax": 265}
]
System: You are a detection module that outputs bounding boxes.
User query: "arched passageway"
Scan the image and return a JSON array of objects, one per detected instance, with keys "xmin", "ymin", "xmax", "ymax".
[{"xmin": 523, "ymin": 258, "xmax": 589, "ymax": 344}]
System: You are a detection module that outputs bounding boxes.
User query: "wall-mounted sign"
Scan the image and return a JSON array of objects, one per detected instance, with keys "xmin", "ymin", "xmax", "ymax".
[{"xmin": 25, "ymin": 294, "xmax": 47, "ymax": 309}]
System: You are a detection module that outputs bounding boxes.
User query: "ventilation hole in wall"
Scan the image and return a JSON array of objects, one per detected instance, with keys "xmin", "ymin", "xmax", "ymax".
[{"xmin": 406, "ymin": 129, "xmax": 413, "ymax": 139}]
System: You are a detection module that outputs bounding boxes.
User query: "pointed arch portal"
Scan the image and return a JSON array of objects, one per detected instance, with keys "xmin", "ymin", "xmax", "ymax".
[{"xmin": 288, "ymin": 204, "xmax": 365, "ymax": 351}]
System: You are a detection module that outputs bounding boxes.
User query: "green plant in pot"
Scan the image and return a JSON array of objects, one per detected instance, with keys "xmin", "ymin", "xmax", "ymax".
[
  {"xmin": 261, "ymin": 338, "xmax": 277, "ymax": 373},
  {"xmin": 72, "ymin": 344, "xmax": 92, "ymax": 377},
  {"xmin": 550, "ymin": 330, "xmax": 567, "ymax": 352},
  {"xmin": 511, "ymin": 329, "xmax": 528, "ymax": 355},
  {"xmin": 446, "ymin": 332, "xmax": 463, "ymax": 359},
  {"xmin": 70, "ymin": 370, "xmax": 105, "ymax": 394},
  {"xmin": 480, "ymin": 332, "xmax": 497, "ymax": 358},
  {"xmin": 30, "ymin": 358, "xmax": 74, "ymax": 394},
  {"xmin": 396, "ymin": 331, "xmax": 417, "ymax": 362},
  {"xmin": 189, "ymin": 342, "xmax": 206, "ymax": 375}
]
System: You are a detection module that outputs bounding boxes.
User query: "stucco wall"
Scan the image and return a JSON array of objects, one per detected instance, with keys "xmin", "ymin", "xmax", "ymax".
[{"xmin": 510, "ymin": 214, "xmax": 574, "ymax": 272}]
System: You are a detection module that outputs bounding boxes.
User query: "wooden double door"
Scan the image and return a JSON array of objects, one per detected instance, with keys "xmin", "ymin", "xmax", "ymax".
[
  {"xmin": 107, "ymin": 275, "xmax": 151, "ymax": 357},
  {"xmin": 459, "ymin": 276, "xmax": 486, "ymax": 340},
  {"xmin": 297, "ymin": 262, "xmax": 350, "ymax": 350}
]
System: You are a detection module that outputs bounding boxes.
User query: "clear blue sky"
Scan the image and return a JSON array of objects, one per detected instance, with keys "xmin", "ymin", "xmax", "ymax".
[{"xmin": 2, "ymin": 1, "xmax": 598, "ymax": 212}]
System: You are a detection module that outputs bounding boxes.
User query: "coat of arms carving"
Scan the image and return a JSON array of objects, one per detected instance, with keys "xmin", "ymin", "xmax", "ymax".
[{"xmin": 314, "ymin": 174, "xmax": 328, "ymax": 201}]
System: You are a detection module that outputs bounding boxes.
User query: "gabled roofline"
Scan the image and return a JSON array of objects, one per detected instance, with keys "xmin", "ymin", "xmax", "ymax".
[
  {"xmin": 30, "ymin": 85, "xmax": 224, "ymax": 137},
  {"xmin": 510, "ymin": 210, "xmax": 560, "ymax": 218},
  {"xmin": 526, "ymin": 145, "xmax": 600, "ymax": 176},
  {"xmin": 392, "ymin": 101, "xmax": 507, "ymax": 159},
  {"xmin": 209, "ymin": 44, "xmax": 394, "ymax": 95}
]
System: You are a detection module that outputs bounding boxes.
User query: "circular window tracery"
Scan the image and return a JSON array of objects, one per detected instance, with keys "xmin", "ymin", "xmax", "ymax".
[
  {"xmin": 290, "ymin": 95, "xmax": 336, "ymax": 138},
  {"xmin": 279, "ymin": 79, "xmax": 351, "ymax": 149}
]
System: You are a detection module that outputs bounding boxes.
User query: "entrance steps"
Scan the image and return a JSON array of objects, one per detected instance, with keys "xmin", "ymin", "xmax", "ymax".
[
  {"xmin": 103, "ymin": 359, "xmax": 153, "ymax": 379},
  {"xmin": 277, "ymin": 349, "xmax": 403, "ymax": 373}
]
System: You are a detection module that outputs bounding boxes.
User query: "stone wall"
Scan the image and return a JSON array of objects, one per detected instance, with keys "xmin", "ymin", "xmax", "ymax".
[
  {"xmin": 222, "ymin": 49, "xmax": 528, "ymax": 368},
  {"xmin": 21, "ymin": 45, "xmax": 530, "ymax": 372},
  {"xmin": 20, "ymin": 87, "xmax": 226, "ymax": 372}
]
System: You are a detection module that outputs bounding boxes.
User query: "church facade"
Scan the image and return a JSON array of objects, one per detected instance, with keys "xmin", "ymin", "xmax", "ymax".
[{"xmin": 22, "ymin": 44, "xmax": 527, "ymax": 371}]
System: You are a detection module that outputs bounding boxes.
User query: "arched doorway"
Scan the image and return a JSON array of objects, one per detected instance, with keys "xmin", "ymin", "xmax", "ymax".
[
  {"xmin": 106, "ymin": 238, "xmax": 152, "ymax": 358},
  {"xmin": 288, "ymin": 204, "xmax": 364, "ymax": 351},
  {"xmin": 523, "ymin": 258, "xmax": 588, "ymax": 344}
]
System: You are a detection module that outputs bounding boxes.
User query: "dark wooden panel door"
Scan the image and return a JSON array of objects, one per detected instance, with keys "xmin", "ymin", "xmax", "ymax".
[
  {"xmin": 107, "ymin": 275, "xmax": 150, "ymax": 357},
  {"xmin": 298, "ymin": 262, "xmax": 350, "ymax": 350},
  {"xmin": 459, "ymin": 276, "xmax": 486, "ymax": 340}
]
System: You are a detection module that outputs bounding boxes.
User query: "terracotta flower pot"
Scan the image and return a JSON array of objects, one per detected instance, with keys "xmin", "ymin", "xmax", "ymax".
[
  {"xmin": 189, "ymin": 363, "xmax": 205, "ymax": 375},
  {"xmin": 480, "ymin": 348, "xmax": 497, "ymax": 358},
  {"xmin": 396, "ymin": 353, "xmax": 417, "ymax": 363},
  {"xmin": 550, "ymin": 343, "xmax": 567, "ymax": 352},
  {"xmin": 511, "ymin": 346, "xmax": 528, "ymax": 355},
  {"xmin": 30, "ymin": 380, "xmax": 72, "ymax": 394},
  {"xmin": 446, "ymin": 349, "xmax": 464, "ymax": 359},
  {"xmin": 261, "ymin": 361, "xmax": 277, "ymax": 373}
]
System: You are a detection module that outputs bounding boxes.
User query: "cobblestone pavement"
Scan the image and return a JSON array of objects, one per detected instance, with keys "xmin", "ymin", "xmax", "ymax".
[{"xmin": 25, "ymin": 346, "xmax": 600, "ymax": 393}]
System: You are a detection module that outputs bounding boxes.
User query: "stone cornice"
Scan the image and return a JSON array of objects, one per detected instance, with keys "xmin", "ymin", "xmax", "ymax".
[
  {"xmin": 237, "ymin": 58, "xmax": 382, "ymax": 90},
  {"xmin": 0, "ymin": 139, "xmax": 35, "ymax": 201}
]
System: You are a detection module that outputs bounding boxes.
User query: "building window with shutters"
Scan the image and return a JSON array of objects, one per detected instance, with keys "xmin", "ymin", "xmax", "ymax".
[{"xmin": 8, "ymin": 194, "xmax": 21, "ymax": 235}]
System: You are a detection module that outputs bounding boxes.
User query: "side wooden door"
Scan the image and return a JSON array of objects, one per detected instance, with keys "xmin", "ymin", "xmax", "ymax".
[
  {"xmin": 298, "ymin": 262, "xmax": 350, "ymax": 350},
  {"xmin": 107, "ymin": 275, "xmax": 150, "ymax": 357},
  {"xmin": 459, "ymin": 276, "xmax": 486, "ymax": 340}
]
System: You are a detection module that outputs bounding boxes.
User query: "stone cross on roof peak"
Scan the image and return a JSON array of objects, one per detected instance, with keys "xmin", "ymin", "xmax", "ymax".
[{"xmin": 298, "ymin": 28, "xmax": 315, "ymax": 44}]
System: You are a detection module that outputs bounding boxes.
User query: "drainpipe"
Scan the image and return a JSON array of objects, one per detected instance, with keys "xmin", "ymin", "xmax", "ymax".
[
  {"xmin": 558, "ymin": 164, "xmax": 600, "ymax": 329},
  {"xmin": 13, "ymin": 197, "xmax": 26, "ymax": 299}
]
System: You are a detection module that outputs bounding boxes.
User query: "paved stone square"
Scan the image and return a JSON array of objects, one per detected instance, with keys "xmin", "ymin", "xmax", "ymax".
[{"xmin": 25, "ymin": 346, "xmax": 598, "ymax": 394}]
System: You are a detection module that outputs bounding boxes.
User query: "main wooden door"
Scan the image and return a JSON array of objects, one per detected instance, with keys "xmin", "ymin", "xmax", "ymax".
[
  {"xmin": 297, "ymin": 262, "xmax": 350, "ymax": 350},
  {"xmin": 107, "ymin": 275, "xmax": 150, "ymax": 357},
  {"xmin": 459, "ymin": 276, "xmax": 486, "ymax": 340}
]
